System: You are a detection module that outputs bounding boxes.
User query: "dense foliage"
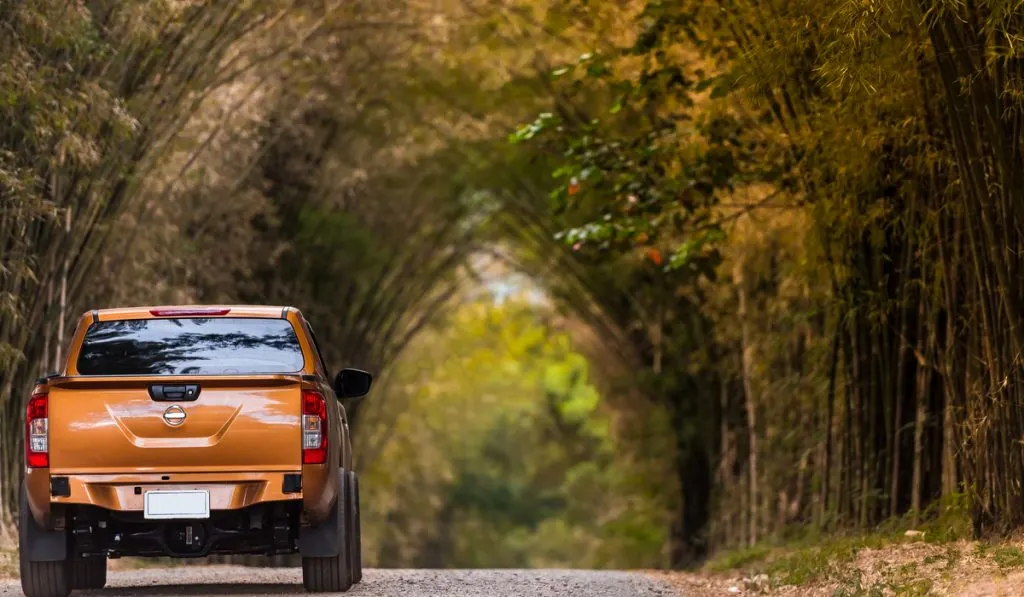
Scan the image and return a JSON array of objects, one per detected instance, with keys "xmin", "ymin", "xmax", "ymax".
[
  {"xmin": 6, "ymin": 0, "xmax": 1024, "ymax": 570},
  {"xmin": 508, "ymin": 0, "xmax": 1024, "ymax": 561}
]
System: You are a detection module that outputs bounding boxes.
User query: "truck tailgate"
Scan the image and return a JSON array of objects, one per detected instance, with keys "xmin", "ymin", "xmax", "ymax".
[{"xmin": 48, "ymin": 376, "xmax": 302, "ymax": 474}]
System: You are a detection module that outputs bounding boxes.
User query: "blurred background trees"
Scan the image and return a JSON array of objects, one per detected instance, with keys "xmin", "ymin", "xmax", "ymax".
[{"xmin": 4, "ymin": 0, "xmax": 1024, "ymax": 570}]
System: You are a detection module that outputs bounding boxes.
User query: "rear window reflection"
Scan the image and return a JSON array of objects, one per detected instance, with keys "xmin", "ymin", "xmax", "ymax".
[{"xmin": 77, "ymin": 318, "xmax": 305, "ymax": 375}]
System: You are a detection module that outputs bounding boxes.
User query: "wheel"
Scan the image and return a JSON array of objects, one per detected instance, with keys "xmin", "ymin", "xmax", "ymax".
[
  {"xmin": 19, "ymin": 487, "xmax": 70, "ymax": 597},
  {"xmin": 20, "ymin": 558, "xmax": 70, "ymax": 597},
  {"xmin": 347, "ymin": 471, "xmax": 362, "ymax": 583},
  {"xmin": 70, "ymin": 556, "xmax": 107, "ymax": 589},
  {"xmin": 302, "ymin": 474, "xmax": 352, "ymax": 592}
]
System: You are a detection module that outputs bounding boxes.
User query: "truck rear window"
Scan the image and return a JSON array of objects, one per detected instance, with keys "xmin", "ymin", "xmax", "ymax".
[{"xmin": 76, "ymin": 318, "xmax": 305, "ymax": 375}]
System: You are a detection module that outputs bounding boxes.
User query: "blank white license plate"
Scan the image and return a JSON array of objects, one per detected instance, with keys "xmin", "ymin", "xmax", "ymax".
[{"xmin": 143, "ymin": 490, "xmax": 210, "ymax": 520}]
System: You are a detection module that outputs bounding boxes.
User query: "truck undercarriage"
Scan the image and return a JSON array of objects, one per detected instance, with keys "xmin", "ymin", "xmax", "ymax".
[{"xmin": 68, "ymin": 501, "xmax": 303, "ymax": 559}]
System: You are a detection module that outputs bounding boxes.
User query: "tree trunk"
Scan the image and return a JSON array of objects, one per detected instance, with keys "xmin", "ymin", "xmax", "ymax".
[
  {"xmin": 821, "ymin": 313, "xmax": 840, "ymax": 526},
  {"xmin": 736, "ymin": 263, "xmax": 759, "ymax": 545},
  {"xmin": 666, "ymin": 384, "xmax": 712, "ymax": 567},
  {"xmin": 911, "ymin": 356, "xmax": 928, "ymax": 523},
  {"xmin": 54, "ymin": 206, "xmax": 71, "ymax": 372}
]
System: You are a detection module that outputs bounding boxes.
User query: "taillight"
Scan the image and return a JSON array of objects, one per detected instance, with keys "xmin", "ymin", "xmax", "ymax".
[
  {"xmin": 302, "ymin": 390, "xmax": 328, "ymax": 464},
  {"xmin": 26, "ymin": 392, "xmax": 48, "ymax": 468}
]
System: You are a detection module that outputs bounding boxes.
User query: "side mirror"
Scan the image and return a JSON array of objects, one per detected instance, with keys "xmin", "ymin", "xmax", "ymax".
[{"xmin": 334, "ymin": 368, "xmax": 373, "ymax": 398}]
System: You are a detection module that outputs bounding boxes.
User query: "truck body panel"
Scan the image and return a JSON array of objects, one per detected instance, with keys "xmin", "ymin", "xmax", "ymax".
[
  {"xmin": 48, "ymin": 376, "xmax": 302, "ymax": 474},
  {"xmin": 51, "ymin": 472, "xmax": 301, "ymax": 511}
]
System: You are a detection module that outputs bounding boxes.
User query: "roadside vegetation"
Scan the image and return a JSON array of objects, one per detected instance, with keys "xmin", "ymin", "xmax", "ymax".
[
  {"xmin": 5, "ymin": 0, "xmax": 1024, "ymax": 579},
  {"xmin": 688, "ymin": 532, "xmax": 1024, "ymax": 595},
  {"xmin": 680, "ymin": 499, "xmax": 1024, "ymax": 594}
]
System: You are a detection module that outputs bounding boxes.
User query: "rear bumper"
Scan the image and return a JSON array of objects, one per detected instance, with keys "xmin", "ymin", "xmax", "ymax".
[{"xmin": 49, "ymin": 471, "xmax": 302, "ymax": 512}]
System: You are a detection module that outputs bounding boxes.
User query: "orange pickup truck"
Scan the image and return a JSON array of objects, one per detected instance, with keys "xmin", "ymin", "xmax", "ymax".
[{"xmin": 19, "ymin": 306, "xmax": 371, "ymax": 597}]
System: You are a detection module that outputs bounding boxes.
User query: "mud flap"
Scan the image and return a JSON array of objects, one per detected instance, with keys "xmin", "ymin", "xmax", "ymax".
[
  {"xmin": 20, "ymin": 483, "xmax": 66, "ymax": 562},
  {"xmin": 299, "ymin": 473, "xmax": 345, "ymax": 557}
]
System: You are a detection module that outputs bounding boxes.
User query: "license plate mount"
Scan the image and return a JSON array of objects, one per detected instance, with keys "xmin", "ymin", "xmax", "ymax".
[{"xmin": 143, "ymin": 489, "xmax": 210, "ymax": 520}]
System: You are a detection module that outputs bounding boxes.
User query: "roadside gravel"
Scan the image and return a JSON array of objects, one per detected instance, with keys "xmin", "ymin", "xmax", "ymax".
[{"xmin": 0, "ymin": 566, "xmax": 684, "ymax": 596}]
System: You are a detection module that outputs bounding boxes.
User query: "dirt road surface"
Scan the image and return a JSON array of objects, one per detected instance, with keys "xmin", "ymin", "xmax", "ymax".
[{"xmin": 0, "ymin": 567, "xmax": 682, "ymax": 596}]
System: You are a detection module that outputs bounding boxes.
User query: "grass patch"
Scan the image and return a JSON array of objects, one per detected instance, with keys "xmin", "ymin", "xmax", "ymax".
[
  {"xmin": 0, "ymin": 549, "xmax": 17, "ymax": 578},
  {"xmin": 702, "ymin": 493, "xmax": 977, "ymax": 589},
  {"xmin": 868, "ymin": 492, "xmax": 973, "ymax": 544},
  {"xmin": 761, "ymin": 537, "xmax": 863, "ymax": 586},
  {"xmin": 921, "ymin": 544, "xmax": 961, "ymax": 572},
  {"xmin": 115, "ymin": 556, "xmax": 189, "ymax": 569},
  {"xmin": 818, "ymin": 553, "xmax": 933, "ymax": 596},
  {"xmin": 941, "ymin": 545, "xmax": 961, "ymax": 571},
  {"xmin": 862, "ymin": 578, "xmax": 932, "ymax": 596},
  {"xmin": 704, "ymin": 544, "xmax": 771, "ymax": 573},
  {"xmin": 833, "ymin": 576, "xmax": 933, "ymax": 597},
  {"xmin": 702, "ymin": 533, "xmax": 896, "ymax": 587},
  {"xmin": 702, "ymin": 529, "xmax": 956, "ymax": 588},
  {"xmin": 987, "ymin": 545, "xmax": 1024, "ymax": 569},
  {"xmin": 693, "ymin": 496, "xmax": 1024, "ymax": 595},
  {"xmin": 917, "ymin": 494, "xmax": 974, "ymax": 544}
]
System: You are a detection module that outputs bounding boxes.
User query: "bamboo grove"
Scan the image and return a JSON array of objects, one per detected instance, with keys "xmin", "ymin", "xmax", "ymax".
[
  {"xmin": 7, "ymin": 0, "xmax": 1024, "ymax": 570},
  {"xmin": 714, "ymin": 0, "xmax": 1024, "ymax": 550},
  {"xmin": 507, "ymin": 0, "xmax": 1024, "ymax": 560}
]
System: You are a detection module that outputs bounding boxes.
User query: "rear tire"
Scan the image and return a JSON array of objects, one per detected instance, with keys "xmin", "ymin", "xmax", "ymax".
[
  {"xmin": 70, "ymin": 556, "xmax": 107, "ymax": 590},
  {"xmin": 19, "ymin": 486, "xmax": 70, "ymax": 597},
  {"xmin": 347, "ymin": 471, "xmax": 362, "ymax": 584},
  {"xmin": 302, "ymin": 474, "xmax": 352, "ymax": 593},
  {"xmin": 20, "ymin": 558, "xmax": 70, "ymax": 597}
]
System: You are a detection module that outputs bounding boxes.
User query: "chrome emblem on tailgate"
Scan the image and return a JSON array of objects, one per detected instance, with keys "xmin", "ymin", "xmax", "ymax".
[{"xmin": 162, "ymin": 405, "xmax": 187, "ymax": 427}]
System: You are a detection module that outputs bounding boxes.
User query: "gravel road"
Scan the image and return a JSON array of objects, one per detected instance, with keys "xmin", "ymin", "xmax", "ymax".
[{"xmin": 0, "ymin": 567, "xmax": 682, "ymax": 596}]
